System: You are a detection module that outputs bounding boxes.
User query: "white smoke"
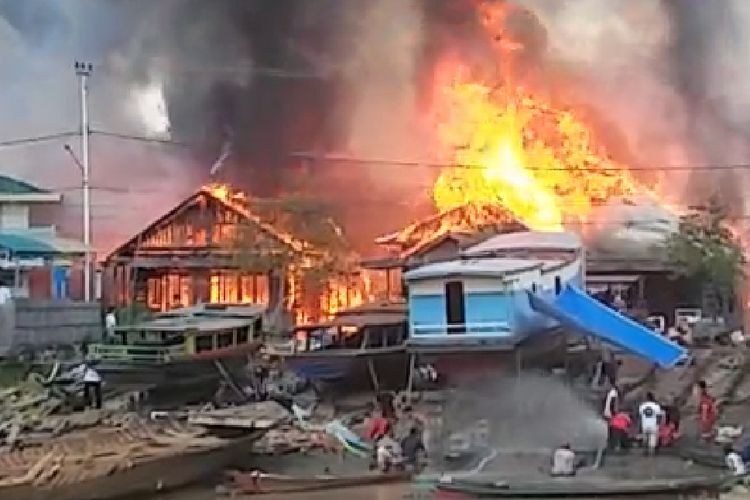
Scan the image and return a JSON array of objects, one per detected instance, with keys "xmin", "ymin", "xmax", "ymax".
[{"xmin": 130, "ymin": 80, "xmax": 171, "ymax": 137}]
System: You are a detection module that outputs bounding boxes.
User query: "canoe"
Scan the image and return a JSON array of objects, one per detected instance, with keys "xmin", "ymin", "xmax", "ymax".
[
  {"xmin": 435, "ymin": 475, "xmax": 727, "ymax": 498},
  {"xmin": 224, "ymin": 469, "xmax": 412, "ymax": 494},
  {"xmin": 0, "ymin": 422, "xmax": 264, "ymax": 500}
]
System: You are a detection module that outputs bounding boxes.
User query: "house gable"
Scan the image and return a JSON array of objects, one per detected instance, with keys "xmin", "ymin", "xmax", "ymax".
[{"xmin": 106, "ymin": 190, "xmax": 299, "ymax": 261}]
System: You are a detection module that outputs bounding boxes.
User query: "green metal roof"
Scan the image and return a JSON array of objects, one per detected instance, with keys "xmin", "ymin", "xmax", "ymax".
[
  {"xmin": 0, "ymin": 176, "xmax": 47, "ymax": 194},
  {"xmin": 0, "ymin": 232, "xmax": 85, "ymax": 256}
]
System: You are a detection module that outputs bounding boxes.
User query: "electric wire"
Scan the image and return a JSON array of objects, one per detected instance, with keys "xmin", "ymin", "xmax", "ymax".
[{"xmin": 0, "ymin": 132, "xmax": 78, "ymax": 148}]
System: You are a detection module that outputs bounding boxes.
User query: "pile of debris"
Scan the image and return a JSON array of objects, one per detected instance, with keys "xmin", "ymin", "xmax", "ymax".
[{"xmin": 0, "ymin": 365, "xmax": 141, "ymax": 449}]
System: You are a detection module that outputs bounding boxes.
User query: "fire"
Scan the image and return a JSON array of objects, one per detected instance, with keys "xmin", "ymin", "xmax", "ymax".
[
  {"xmin": 201, "ymin": 182, "xmax": 376, "ymax": 323},
  {"xmin": 431, "ymin": 75, "xmax": 640, "ymax": 230}
]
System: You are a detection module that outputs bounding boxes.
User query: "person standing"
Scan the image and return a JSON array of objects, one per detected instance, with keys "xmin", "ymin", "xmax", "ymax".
[
  {"xmin": 105, "ymin": 308, "xmax": 117, "ymax": 344},
  {"xmin": 697, "ymin": 380, "xmax": 717, "ymax": 441},
  {"xmin": 638, "ymin": 392, "xmax": 663, "ymax": 455},
  {"xmin": 77, "ymin": 361, "xmax": 103, "ymax": 409},
  {"xmin": 608, "ymin": 411, "xmax": 632, "ymax": 451},
  {"xmin": 400, "ymin": 427, "xmax": 426, "ymax": 471}
]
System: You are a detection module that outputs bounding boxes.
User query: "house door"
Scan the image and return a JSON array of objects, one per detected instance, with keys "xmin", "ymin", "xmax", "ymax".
[{"xmin": 445, "ymin": 280, "xmax": 466, "ymax": 334}]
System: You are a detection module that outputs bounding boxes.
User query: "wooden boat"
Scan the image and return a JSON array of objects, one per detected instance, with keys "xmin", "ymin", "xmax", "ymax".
[
  {"xmin": 86, "ymin": 303, "xmax": 265, "ymax": 387},
  {"xmin": 435, "ymin": 475, "xmax": 727, "ymax": 498},
  {"xmin": 403, "ymin": 231, "xmax": 685, "ymax": 385},
  {"xmin": 267, "ymin": 302, "xmax": 409, "ymax": 390},
  {"xmin": 0, "ymin": 419, "xmax": 268, "ymax": 500},
  {"xmin": 224, "ymin": 469, "xmax": 412, "ymax": 495}
]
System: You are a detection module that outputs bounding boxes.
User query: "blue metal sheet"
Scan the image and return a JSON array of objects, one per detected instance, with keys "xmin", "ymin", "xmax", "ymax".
[{"xmin": 529, "ymin": 285, "xmax": 687, "ymax": 368}]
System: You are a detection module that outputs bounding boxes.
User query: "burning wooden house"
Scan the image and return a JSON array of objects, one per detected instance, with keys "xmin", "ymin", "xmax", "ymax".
[
  {"xmin": 362, "ymin": 202, "xmax": 528, "ymax": 298},
  {"xmin": 103, "ymin": 185, "xmax": 373, "ymax": 327}
]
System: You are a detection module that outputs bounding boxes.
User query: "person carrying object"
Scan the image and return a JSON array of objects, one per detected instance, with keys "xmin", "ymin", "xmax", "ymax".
[
  {"xmin": 638, "ymin": 392, "xmax": 663, "ymax": 455},
  {"xmin": 602, "ymin": 384, "xmax": 619, "ymax": 420},
  {"xmin": 74, "ymin": 360, "xmax": 103, "ymax": 410}
]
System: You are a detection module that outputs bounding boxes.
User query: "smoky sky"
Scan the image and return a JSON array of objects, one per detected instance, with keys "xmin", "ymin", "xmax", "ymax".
[
  {"xmin": 3, "ymin": 0, "xmax": 750, "ymax": 255},
  {"xmin": 661, "ymin": 0, "xmax": 749, "ymax": 210}
]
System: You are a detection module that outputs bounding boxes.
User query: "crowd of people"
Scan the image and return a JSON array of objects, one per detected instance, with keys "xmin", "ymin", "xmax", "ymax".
[{"xmin": 365, "ymin": 398, "xmax": 427, "ymax": 473}]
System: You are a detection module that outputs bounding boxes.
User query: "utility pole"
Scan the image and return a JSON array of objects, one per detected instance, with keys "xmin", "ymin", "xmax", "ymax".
[{"xmin": 75, "ymin": 61, "xmax": 93, "ymax": 302}]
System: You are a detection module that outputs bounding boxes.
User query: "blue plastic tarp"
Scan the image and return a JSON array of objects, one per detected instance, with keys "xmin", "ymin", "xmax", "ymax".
[{"xmin": 529, "ymin": 286, "xmax": 687, "ymax": 368}]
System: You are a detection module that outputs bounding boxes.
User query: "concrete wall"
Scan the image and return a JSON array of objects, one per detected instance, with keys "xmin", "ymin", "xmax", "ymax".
[
  {"xmin": 0, "ymin": 204, "xmax": 30, "ymax": 229},
  {"xmin": 0, "ymin": 299, "xmax": 101, "ymax": 356}
]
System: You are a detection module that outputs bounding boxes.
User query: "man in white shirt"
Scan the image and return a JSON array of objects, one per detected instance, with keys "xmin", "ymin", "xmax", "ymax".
[
  {"xmin": 638, "ymin": 392, "xmax": 663, "ymax": 454},
  {"xmin": 725, "ymin": 445, "xmax": 747, "ymax": 476},
  {"xmin": 76, "ymin": 361, "xmax": 103, "ymax": 409},
  {"xmin": 105, "ymin": 309, "xmax": 117, "ymax": 343},
  {"xmin": 551, "ymin": 443, "xmax": 577, "ymax": 476}
]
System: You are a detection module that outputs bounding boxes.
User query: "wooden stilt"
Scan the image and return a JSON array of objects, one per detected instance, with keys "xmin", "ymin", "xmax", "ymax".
[
  {"xmin": 406, "ymin": 353, "xmax": 416, "ymax": 404},
  {"xmin": 214, "ymin": 360, "xmax": 247, "ymax": 401},
  {"xmin": 367, "ymin": 359, "xmax": 380, "ymax": 393},
  {"xmin": 515, "ymin": 347, "xmax": 523, "ymax": 381}
]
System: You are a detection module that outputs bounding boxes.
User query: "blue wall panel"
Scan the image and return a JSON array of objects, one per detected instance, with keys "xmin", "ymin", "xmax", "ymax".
[
  {"xmin": 464, "ymin": 292, "xmax": 511, "ymax": 334},
  {"xmin": 409, "ymin": 294, "xmax": 446, "ymax": 334}
]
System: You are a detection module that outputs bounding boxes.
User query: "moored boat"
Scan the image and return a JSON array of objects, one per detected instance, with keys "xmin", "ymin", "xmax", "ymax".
[
  {"xmin": 403, "ymin": 232, "xmax": 583, "ymax": 382},
  {"xmin": 223, "ymin": 469, "xmax": 412, "ymax": 495},
  {"xmin": 435, "ymin": 475, "xmax": 727, "ymax": 498},
  {"xmin": 267, "ymin": 302, "xmax": 409, "ymax": 391},
  {"xmin": 0, "ymin": 418, "xmax": 272, "ymax": 500},
  {"xmin": 86, "ymin": 303, "xmax": 265, "ymax": 388}
]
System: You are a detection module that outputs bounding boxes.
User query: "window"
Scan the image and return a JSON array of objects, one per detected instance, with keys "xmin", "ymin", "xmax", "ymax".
[
  {"xmin": 555, "ymin": 276, "xmax": 562, "ymax": 295},
  {"xmin": 195, "ymin": 335, "xmax": 214, "ymax": 353},
  {"xmin": 217, "ymin": 332, "xmax": 234, "ymax": 349},
  {"xmin": 146, "ymin": 278, "xmax": 162, "ymax": 310},
  {"xmin": 237, "ymin": 329, "xmax": 249, "ymax": 344},
  {"xmin": 210, "ymin": 272, "xmax": 239, "ymax": 303},
  {"xmin": 444, "ymin": 281, "xmax": 466, "ymax": 334}
]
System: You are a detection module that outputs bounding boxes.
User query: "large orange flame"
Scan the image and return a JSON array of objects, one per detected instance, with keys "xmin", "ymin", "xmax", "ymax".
[{"xmin": 431, "ymin": 73, "xmax": 640, "ymax": 230}]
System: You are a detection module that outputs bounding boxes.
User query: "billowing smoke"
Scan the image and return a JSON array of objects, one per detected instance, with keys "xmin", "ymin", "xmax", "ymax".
[
  {"xmin": 0, "ymin": 0, "xmax": 350, "ymax": 254},
  {"xmin": 4, "ymin": 0, "xmax": 749, "ymax": 256},
  {"xmin": 515, "ymin": 0, "xmax": 750, "ymax": 226}
]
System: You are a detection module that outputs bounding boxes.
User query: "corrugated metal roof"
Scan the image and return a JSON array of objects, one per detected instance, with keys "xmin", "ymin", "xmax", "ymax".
[
  {"xmin": 404, "ymin": 258, "xmax": 542, "ymax": 281},
  {"xmin": 462, "ymin": 231, "xmax": 581, "ymax": 256},
  {"xmin": 0, "ymin": 231, "xmax": 85, "ymax": 256},
  {"xmin": 0, "ymin": 176, "xmax": 47, "ymax": 194}
]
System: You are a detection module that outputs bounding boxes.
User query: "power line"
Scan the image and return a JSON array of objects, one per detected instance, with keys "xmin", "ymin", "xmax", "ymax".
[
  {"xmin": 90, "ymin": 130, "xmax": 190, "ymax": 147},
  {"xmin": 0, "ymin": 131, "xmax": 78, "ymax": 149},
  {"xmin": 291, "ymin": 152, "xmax": 750, "ymax": 173}
]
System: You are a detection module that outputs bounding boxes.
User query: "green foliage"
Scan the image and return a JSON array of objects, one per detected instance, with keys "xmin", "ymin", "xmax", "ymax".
[{"xmin": 666, "ymin": 196, "xmax": 745, "ymax": 299}]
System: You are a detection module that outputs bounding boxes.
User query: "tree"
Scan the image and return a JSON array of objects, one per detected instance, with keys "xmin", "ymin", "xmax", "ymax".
[
  {"xmin": 665, "ymin": 196, "xmax": 745, "ymax": 320},
  {"xmin": 229, "ymin": 195, "xmax": 355, "ymax": 331}
]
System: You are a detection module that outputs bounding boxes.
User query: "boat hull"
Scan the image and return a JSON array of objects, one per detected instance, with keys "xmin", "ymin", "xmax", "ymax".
[
  {"xmin": 409, "ymin": 329, "xmax": 567, "ymax": 386},
  {"xmin": 95, "ymin": 355, "xmax": 249, "ymax": 388},
  {"xmin": 225, "ymin": 470, "xmax": 412, "ymax": 495},
  {"xmin": 280, "ymin": 347, "xmax": 409, "ymax": 391},
  {"xmin": 0, "ymin": 432, "xmax": 261, "ymax": 500}
]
